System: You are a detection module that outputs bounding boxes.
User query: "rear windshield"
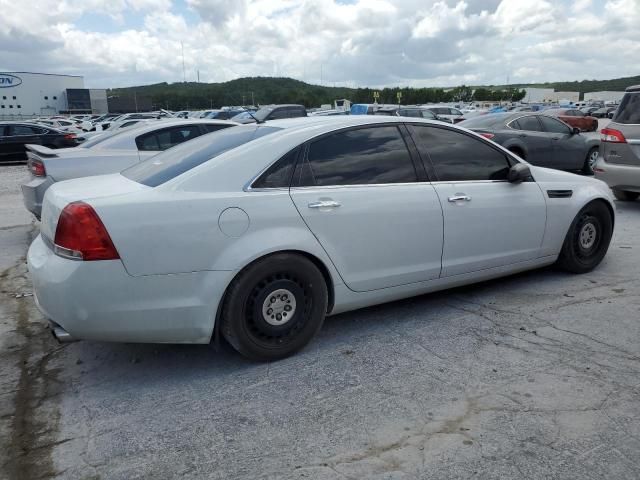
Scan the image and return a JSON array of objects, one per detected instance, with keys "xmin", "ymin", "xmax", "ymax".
[
  {"xmin": 122, "ymin": 125, "xmax": 281, "ymax": 187},
  {"xmin": 613, "ymin": 92, "xmax": 640, "ymax": 124}
]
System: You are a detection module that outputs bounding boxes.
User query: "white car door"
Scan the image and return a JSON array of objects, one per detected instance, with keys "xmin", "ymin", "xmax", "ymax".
[
  {"xmin": 289, "ymin": 124, "xmax": 444, "ymax": 292},
  {"xmin": 407, "ymin": 124, "xmax": 547, "ymax": 277}
]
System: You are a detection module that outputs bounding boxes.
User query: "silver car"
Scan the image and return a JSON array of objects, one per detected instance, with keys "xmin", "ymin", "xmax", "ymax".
[{"xmin": 594, "ymin": 85, "xmax": 640, "ymax": 201}]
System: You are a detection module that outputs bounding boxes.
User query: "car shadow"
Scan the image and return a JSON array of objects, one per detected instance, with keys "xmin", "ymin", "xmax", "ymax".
[{"xmin": 57, "ymin": 264, "xmax": 570, "ymax": 387}]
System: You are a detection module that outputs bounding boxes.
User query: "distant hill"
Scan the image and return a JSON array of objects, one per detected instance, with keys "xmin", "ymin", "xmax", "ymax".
[{"xmin": 108, "ymin": 75, "xmax": 639, "ymax": 110}]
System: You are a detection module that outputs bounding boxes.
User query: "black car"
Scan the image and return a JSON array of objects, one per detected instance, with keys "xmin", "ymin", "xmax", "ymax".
[
  {"xmin": 372, "ymin": 105, "xmax": 452, "ymax": 123},
  {"xmin": 233, "ymin": 104, "xmax": 307, "ymax": 124},
  {"xmin": 0, "ymin": 122, "xmax": 79, "ymax": 163},
  {"xmin": 458, "ymin": 112, "xmax": 600, "ymax": 174}
]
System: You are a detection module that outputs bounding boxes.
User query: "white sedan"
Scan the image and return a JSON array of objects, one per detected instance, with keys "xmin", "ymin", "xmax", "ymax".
[
  {"xmin": 21, "ymin": 119, "xmax": 236, "ymax": 218},
  {"xmin": 28, "ymin": 116, "xmax": 615, "ymax": 361}
]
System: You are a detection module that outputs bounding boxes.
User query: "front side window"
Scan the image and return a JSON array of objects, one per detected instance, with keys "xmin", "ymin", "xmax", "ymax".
[
  {"xmin": 408, "ymin": 125, "xmax": 511, "ymax": 182},
  {"xmin": 540, "ymin": 116, "xmax": 571, "ymax": 134},
  {"xmin": 511, "ymin": 116, "xmax": 542, "ymax": 132},
  {"xmin": 299, "ymin": 126, "xmax": 417, "ymax": 186}
]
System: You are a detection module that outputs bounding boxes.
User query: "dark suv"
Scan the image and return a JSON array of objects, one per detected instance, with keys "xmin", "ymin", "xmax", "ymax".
[
  {"xmin": 0, "ymin": 122, "xmax": 79, "ymax": 163},
  {"xmin": 594, "ymin": 85, "xmax": 640, "ymax": 201}
]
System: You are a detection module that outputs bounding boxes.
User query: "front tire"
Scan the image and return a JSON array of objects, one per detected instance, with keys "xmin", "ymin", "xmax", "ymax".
[
  {"xmin": 221, "ymin": 253, "xmax": 328, "ymax": 361},
  {"xmin": 556, "ymin": 202, "xmax": 613, "ymax": 273},
  {"xmin": 612, "ymin": 189, "xmax": 639, "ymax": 201}
]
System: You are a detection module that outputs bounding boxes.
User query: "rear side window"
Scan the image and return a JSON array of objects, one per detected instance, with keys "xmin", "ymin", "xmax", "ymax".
[
  {"xmin": 613, "ymin": 92, "xmax": 640, "ymax": 124},
  {"xmin": 298, "ymin": 126, "xmax": 417, "ymax": 186},
  {"xmin": 10, "ymin": 125, "xmax": 44, "ymax": 135},
  {"xmin": 512, "ymin": 116, "xmax": 542, "ymax": 132},
  {"xmin": 408, "ymin": 125, "xmax": 511, "ymax": 182},
  {"xmin": 136, "ymin": 125, "xmax": 202, "ymax": 151},
  {"xmin": 251, "ymin": 148, "xmax": 300, "ymax": 189},
  {"xmin": 540, "ymin": 116, "xmax": 570, "ymax": 134},
  {"xmin": 122, "ymin": 126, "xmax": 281, "ymax": 187}
]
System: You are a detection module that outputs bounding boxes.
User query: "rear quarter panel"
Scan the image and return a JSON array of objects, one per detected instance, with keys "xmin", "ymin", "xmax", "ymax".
[
  {"xmin": 44, "ymin": 151, "xmax": 142, "ymax": 181},
  {"xmin": 92, "ymin": 189, "xmax": 343, "ymax": 285}
]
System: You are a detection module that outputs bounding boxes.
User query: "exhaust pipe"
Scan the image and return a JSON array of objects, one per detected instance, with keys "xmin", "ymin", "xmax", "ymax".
[{"xmin": 51, "ymin": 325, "xmax": 77, "ymax": 343}]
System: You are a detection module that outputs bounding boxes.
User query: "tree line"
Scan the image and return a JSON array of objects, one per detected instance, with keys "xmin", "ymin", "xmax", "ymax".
[{"xmin": 108, "ymin": 74, "xmax": 639, "ymax": 110}]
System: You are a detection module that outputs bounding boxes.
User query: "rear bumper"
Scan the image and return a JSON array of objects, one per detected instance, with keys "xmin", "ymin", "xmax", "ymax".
[
  {"xmin": 594, "ymin": 157, "xmax": 640, "ymax": 193},
  {"xmin": 21, "ymin": 176, "xmax": 54, "ymax": 218},
  {"xmin": 27, "ymin": 234, "xmax": 231, "ymax": 344}
]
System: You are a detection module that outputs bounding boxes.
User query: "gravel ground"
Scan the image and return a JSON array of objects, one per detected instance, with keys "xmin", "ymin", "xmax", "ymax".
[{"xmin": 0, "ymin": 162, "xmax": 639, "ymax": 480}]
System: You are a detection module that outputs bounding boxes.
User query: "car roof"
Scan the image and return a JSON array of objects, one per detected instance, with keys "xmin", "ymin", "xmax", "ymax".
[{"xmin": 625, "ymin": 85, "xmax": 640, "ymax": 92}]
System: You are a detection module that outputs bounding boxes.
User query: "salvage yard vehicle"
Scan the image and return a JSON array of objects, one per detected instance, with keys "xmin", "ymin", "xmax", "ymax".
[
  {"xmin": 21, "ymin": 119, "xmax": 236, "ymax": 218},
  {"xmin": 594, "ymin": 84, "xmax": 640, "ymax": 201},
  {"xmin": 28, "ymin": 116, "xmax": 615, "ymax": 361},
  {"xmin": 543, "ymin": 108, "xmax": 598, "ymax": 132},
  {"xmin": 0, "ymin": 122, "xmax": 78, "ymax": 163},
  {"xmin": 459, "ymin": 112, "xmax": 600, "ymax": 174},
  {"xmin": 232, "ymin": 104, "xmax": 307, "ymax": 124}
]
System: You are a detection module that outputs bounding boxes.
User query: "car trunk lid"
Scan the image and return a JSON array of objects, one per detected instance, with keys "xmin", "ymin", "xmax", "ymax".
[{"xmin": 40, "ymin": 174, "xmax": 149, "ymax": 244}]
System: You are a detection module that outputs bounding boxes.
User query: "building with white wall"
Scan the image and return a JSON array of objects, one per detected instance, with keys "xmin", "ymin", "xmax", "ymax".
[
  {"xmin": 584, "ymin": 91, "xmax": 625, "ymax": 103},
  {"xmin": 0, "ymin": 72, "xmax": 107, "ymax": 116}
]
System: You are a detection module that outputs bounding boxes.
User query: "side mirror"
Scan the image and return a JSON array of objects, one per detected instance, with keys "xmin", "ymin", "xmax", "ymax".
[
  {"xmin": 508, "ymin": 163, "xmax": 531, "ymax": 183},
  {"xmin": 572, "ymin": 127, "xmax": 580, "ymax": 135}
]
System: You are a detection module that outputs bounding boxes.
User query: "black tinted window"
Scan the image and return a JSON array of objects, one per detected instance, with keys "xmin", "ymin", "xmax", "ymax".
[
  {"xmin": 408, "ymin": 125, "xmax": 510, "ymax": 181},
  {"xmin": 10, "ymin": 125, "xmax": 44, "ymax": 135},
  {"xmin": 136, "ymin": 125, "xmax": 202, "ymax": 151},
  {"xmin": 252, "ymin": 148, "xmax": 299, "ymax": 189},
  {"xmin": 123, "ymin": 126, "xmax": 280, "ymax": 187},
  {"xmin": 300, "ymin": 126, "xmax": 416, "ymax": 186},
  {"xmin": 613, "ymin": 92, "xmax": 640, "ymax": 124},
  {"xmin": 269, "ymin": 109, "xmax": 289, "ymax": 120},
  {"xmin": 512, "ymin": 116, "xmax": 542, "ymax": 132},
  {"xmin": 540, "ymin": 116, "xmax": 570, "ymax": 134}
]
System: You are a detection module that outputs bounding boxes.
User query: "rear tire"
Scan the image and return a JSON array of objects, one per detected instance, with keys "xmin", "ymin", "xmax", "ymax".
[
  {"xmin": 221, "ymin": 253, "xmax": 328, "ymax": 361},
  {"xmin": 582, "ymin": 147, "xmax": 598, "ymax": 175},
  {"xmin": 556, "ymin": 202, "xmax": 613, "ymax": 274},
  {"xmin": 612, "ymin": 189, "xmax": 639, "ymax": 201}
]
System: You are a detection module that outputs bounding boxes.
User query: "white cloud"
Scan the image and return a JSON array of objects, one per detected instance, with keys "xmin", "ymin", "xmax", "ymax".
[{"xmin": 0, "ymin": 0, "xmax": 638, "ymax": 89}]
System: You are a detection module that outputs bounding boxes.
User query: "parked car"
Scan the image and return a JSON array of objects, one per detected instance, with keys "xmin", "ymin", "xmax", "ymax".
[
  {"xmin": 21, "ymin": 119, "xmax": 236, "ymax": 218},
  {"xmin": 543, "ymin": 108, "xmax": 598, "ymax": 132},
  {"xmin": 581, "ymin": 106, "xmax": 600, "ymax": 116},
  {"xmin": 592, "ymin": 107, "xmax": 612, "ymax": 118},
  {"xmin": 372, "ymin": 105, "xmax": 451, "ymax": 122},
  {"xmin": 203, "ymin": 109, "xmax": 245, "ymax": 120},
  {"xmin": 459, "ymin": 113, "xmax": 600, "ymax": 174},
  {"xmin": 232, "ymin": 105, "xmax": 307, "ymax": 124},
  {"xmin": 594, "ymin": 85, "xmax": 640, "ymax": 201},
  {"xmin": 27, "ymin": 115, "xmax": 615, "ymax": 361},
  {"xmin": 0, "ymin": 122, "xmax": 78, "ymax": 163},
  {"xmin": 422, "ymin": 105, "xmax": 466, "ymax": 123}
]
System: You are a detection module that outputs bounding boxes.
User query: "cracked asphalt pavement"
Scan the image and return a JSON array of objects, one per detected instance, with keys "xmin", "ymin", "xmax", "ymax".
[{"xmin": 1, "ymin": 164, "xmax": 639, "ymax": 479}]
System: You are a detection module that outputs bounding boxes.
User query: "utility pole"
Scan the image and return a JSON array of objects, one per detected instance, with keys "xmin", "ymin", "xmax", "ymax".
[
  {"xmin": 251, "ymin": 91, "xmax": 255, "ymax": 106},
  {"xmin": 197, "ymin": 70, "xmax": 200, "ymax": 83},
  {"xmin": 134, "ymin": 91, "xmax": 138, "ymax": 112},
  {"xmin": 320, "ymin": 64, "xmax": 323, "ymax": 86},
  {"xmin": 181, "ymin": 42, "xmax": 186, "ymax": 83}
]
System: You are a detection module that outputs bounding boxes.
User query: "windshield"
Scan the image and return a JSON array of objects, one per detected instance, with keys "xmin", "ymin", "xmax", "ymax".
[
  {"xmin": 122, "ymin": 125, "xmax": 282, "ymax": 187},
  {"xmin": 254, "ymin": 107, "xmax": 274, "ymax": 122},
  {"xmin": 613, "ymin": 93, "xmax": 640, "ymax": 124}
]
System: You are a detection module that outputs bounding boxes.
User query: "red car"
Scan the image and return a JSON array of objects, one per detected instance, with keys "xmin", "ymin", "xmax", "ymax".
[{"xmin": 544, "ymin": 108, "xmax": 598, "ymax": 132}]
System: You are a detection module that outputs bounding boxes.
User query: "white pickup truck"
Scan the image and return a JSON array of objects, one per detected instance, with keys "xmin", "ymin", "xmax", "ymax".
[{"xmin": 21, "ymin": 119, "xmax": 236, "ymax": 218}]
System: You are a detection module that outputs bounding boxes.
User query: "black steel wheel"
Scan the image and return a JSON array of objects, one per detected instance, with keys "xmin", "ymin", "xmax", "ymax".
[
  {"xmin": 221, "ymin": 253, "xmax": 328, "ymax": 361},
  {"xmin": 557, "ymin": 201, "xmax": 613, "ymax": 273}
]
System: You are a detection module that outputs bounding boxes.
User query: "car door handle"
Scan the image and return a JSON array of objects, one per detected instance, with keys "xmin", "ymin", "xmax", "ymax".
[
  {"xmin": 308, "ymin": 200, "xmax": 341, "ymax": 209},
  {"xmin": 448, "ymin": 195, "xmax": 471, "ymax": 203}
]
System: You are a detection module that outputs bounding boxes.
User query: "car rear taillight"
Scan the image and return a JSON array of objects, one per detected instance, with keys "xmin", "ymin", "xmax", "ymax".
[
  {"xmin": 29, "ymin": 159, "xmax": 46, "ymax": 177},
  {"xmin": 479, "ymin": 132, "xmax": 495, "ymax": 140},
  {"xmin": 64, "ymin": 133, "xmax": 77, "ymax": 140},
  {"xmin": 601, "ymin": 128, "xmax": 626, "ymax": 143},
  {"xmin": 53, "ymin": 202, "xmax": 120, "ymax": 261}
]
